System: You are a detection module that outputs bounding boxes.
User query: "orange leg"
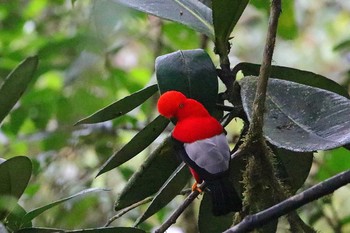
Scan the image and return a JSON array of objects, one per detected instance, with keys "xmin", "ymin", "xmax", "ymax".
[{"xmin": 191, "ymin": 181, "xmax": 203, "ymax": 193}]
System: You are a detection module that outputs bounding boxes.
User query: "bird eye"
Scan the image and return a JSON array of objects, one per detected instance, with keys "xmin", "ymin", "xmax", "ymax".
[{"xmin": 179, "ymin": 103, "xmax": 184, "ymax": 108}]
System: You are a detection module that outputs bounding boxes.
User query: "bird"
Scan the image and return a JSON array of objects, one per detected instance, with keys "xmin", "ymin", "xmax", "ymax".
[{"xmin": 157, "ymin": 90, "xmax": 242, "ymax": 216}]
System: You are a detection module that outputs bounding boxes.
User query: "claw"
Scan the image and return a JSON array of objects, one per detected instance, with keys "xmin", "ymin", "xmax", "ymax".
[{"xmin": 191, "ymin": 182, "xmax": 203, "ymax": 193}]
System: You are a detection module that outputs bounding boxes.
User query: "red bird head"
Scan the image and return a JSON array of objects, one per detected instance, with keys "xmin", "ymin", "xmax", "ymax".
[
  {"xmin": 157, "ymin": 91, "xmax": 210, "ymax": 121},
  {"xmin": 157, "ymin": 91, "xmax": 187, "ymax": 118}
]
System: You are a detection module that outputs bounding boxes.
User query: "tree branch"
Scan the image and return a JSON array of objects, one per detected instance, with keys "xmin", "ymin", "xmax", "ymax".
[
  {"xmin": 224, "ymin": 169, "xmax": 350, "ymax": 233},
  {"xmin": 246, "ymin": 0, "xmax": 281, "ymax": 140}
]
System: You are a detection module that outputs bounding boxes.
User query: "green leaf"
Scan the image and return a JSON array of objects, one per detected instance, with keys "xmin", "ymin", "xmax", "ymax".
[
  {"xmin": 6, "ymin": 204, "xmax": 31, "ymax": 231},
  {"xmin": 115, "ymin": 137, "xmax": 181, "ymax": 211},
  {"xmin": 274, "ymin": 148, "xmax": 313, "ymax": 193},
  {"xmin": 212, "ymin": 0, "xmax": 248, "ymax": 56},
  {"xmin": 249, "ymin": 0, "xmax": 268, "ymax": 11},
  {"xmin": 69, "ymin": 228, "xmax": 146, "ymax": 233},
  {"xmin": 334, "ymin": 39, "xmax": 350, "ymax": 51},
  {"xmin": 237, "ymin": 62, "xmax": 349, "ymax": 98},
  {"xmin": 249, "ymin": 0, "xmax": 297, "ymax": 39},
  {"xmin": 21, "ymin": 188, "xmax": 109, "ymax": 225},
  {"xmin": 135, "ymin": 163, "xmax": 190, "ymax": 225},
  {"xmin": 198, "ymin": 193, "xmax": 234, "ymax": 233},
  {"xmin": 156, "ymin": 49, "xmax": 218, "ymax": 114},
  {"xmin": 240, "ymin": 77, "xmax": 350, "ymax": 152},
  {"xmin": 316, "ymin": 147, "xmax": 350, "ymax": 181},
  {"xmin": 0, "ymin": 56, "xmax": 38, "ymax": 124},
  {"xmin": 277, "ymin": 0, "xmax": 298, "ymax": 39},
  {"xmin": 4, "ymin": 203, "xmax": 31, "ymax": 231},
  {"xmin": 15, "ymin": 227, "xmax": 146, "ymax": 233},
  {"xmin": 0, "ymin": 156, "xmax": 32, "ymax": 199},
  {"xmin": 0, "ymin": 196, "xmax": 19, "ymax": 222},
  {"xmin": 96, "ymin": 115, "xmax": 170, "ymax": 176},
  {"xmin": 75, "ymin": 85, "xmax": 158, "ymax": 125},
  {"xmin": 15, "ymin": 228, "xmax": 64, "ymax": 233},
  {"xmin": 112, "ymin": 0, "xmax": 214, "ymax": 38}
]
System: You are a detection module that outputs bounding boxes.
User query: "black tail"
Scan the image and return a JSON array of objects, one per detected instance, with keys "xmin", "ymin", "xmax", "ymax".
[{"xmin": 206, "ymin": 176, "xmax": 242, "ymax": 216}]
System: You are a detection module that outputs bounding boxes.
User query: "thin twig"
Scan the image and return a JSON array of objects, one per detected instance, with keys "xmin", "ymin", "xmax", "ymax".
[
  {"xmin": 104, "ymin": 196, "xmax": 153, "ymax": 227},
  {"xmin": 224, "ymin": 169, "xmax": 350, "ymax": 233},
  {"xmin": 154, "ymin": 182, "xmax": 206, "ymax": 233},
  {"xmin": 246, "ymin": 0, "xmax": 281, "ymax": 140},
  {"xmin": 104, "ymin": 187, "xmax": 193, "ymax": 227}
]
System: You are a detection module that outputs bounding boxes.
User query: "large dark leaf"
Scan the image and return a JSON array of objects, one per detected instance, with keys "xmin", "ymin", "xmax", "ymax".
[
  {"xmin": 15, "ymin": 227, "xmax": 145, "ymax": 233},
  {"xmin": 135, "ymin": 163, "xmax": 190, "ymax": 225},
  {"xmin": 237, "ymin": 62, "xmax": 349, "ymax": 98},
  {"xmin": 156, "ymin": 49, "xmax": 218, "ymax": 114},
  {"xmin": 20, "ymin": 188, "xmax": 109, "ymax": 226},
  {"xmin": 198, "ymin": 193, "xmax": 234, "ymax": 233},
  {"xmin": 75, "ymin": 85, "xmax": 158, "ymax": 125},
  {"xmin": 112, "ymin": 0, "xmax": 214, "ymax": 38},
  {"xmin": 240, "ymin": 76, "xmax": 350, "ymax": 152},
  {"xmin": 0, "ymin": 56, "xmax": 38, "ymax": 124},
  {"xmin": 0, "ymin": 156, "xmax": 32, "ymax": 199},
  {"xmin": 115, "ymin": 137, "xmax": 181, "ymax": 211},
  {"xmin": 97, "ymin": 115, "xmax": 169, "ymax": 176},
  {"xmin": 212, "ymin": 0, "xmax": 248, "ymax": 56}
]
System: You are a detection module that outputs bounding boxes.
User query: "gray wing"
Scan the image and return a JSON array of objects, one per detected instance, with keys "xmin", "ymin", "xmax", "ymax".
[{"xmin": 184, "ymin": 133, "xmax": 230, "ymax": 174}]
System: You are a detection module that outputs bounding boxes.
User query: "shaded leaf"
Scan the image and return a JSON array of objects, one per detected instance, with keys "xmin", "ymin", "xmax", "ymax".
[
  {"xmin": 156, "ymin": 49, "xmax": 218, "ymax": 114},
  {"xmin": 0, "ymin": 56, "xmax": 38, "ymax": 124},
  {"xmin": 0, "ymin": 196, "xmax": 18, "ymax": 222},
  {"xmin": 15, "ymin": 228, "xmax": 64, "ymax": 233},
  {"xmin": 0, "ymin": 156, "xmax": 32, "ymax": 199},
  {"xmin": 344, "ymin": 143, "xmax": 350, "ymax": 151},
  {"xmin": 229, "ymin": 147, "xmax": 312, "ymax": 196},
  {"xmin": 212, "ymin": 0, "xmax": 248, "ymax": 56},
  {"xmin": 15, "ymin": 227, "xmax": 145, "ymax": 233},
  {"xmin": 198, "ymin": 193, "xmax": 234, "ymax": 233},
  {"xmin": 76, "ymin": 85, "xmax": 158, "ymax": 125},
  {"xmin": 274, "ymin": 148, "xmax": 313, "ymax": 193},
  {"xmin": 5, "ymin": 204, "xmax": 31, "ymax": 231},
  {"xmin": 112, "ymin": 0, "xmax": 214, "ymax": 38},
  {"xmin": 21, "ymin": 188, "xmax": 109, "ymax": 225},
  {"xmin": 135, "ymin": 163, "xmax": 190, "ymax": 225},
  {"xmin": 97, "ymin": 115, "xmax": 170, "ymax": 176},
  {"xmin": 115, "ymin": 137, "xmax": 181, "ymax": 211},
  {"xmin": 237, "ymin": 62, "xmax": 349, "ymax": 98},
  {"xmin": 240, "ymin": 77, "xmax": 350, "ymax": 152}
]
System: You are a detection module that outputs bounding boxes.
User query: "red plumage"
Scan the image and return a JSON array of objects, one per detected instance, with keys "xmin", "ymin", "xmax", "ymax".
[
  {"xmin": 157, "ymin": 91, "xmax": 223, "ymax": 142},
  {"xmin": 157, "ymin": 90, "xmax": 242, "ymax": 216}
]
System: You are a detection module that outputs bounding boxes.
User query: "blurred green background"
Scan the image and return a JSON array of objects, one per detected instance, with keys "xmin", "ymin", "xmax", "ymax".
[{"xmin": 0, "ymin": 0, "xmax": 350, "ymax": 232}]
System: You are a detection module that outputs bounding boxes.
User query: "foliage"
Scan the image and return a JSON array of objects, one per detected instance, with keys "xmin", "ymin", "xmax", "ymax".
[{"xmin": 1, "ymin": 1, "xmax": 350, "ymax": 233}]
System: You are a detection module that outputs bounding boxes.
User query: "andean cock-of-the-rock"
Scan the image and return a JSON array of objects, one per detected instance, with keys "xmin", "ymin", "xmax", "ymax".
[{"xmin": 157, "ymin": 90, "xmax": 242, "ymax": 216}]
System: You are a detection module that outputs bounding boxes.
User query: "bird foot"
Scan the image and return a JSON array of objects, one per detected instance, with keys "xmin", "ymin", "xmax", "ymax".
[{"xmin": 191, "ymin": 182, "xmax": 203, "ymax": 193}]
